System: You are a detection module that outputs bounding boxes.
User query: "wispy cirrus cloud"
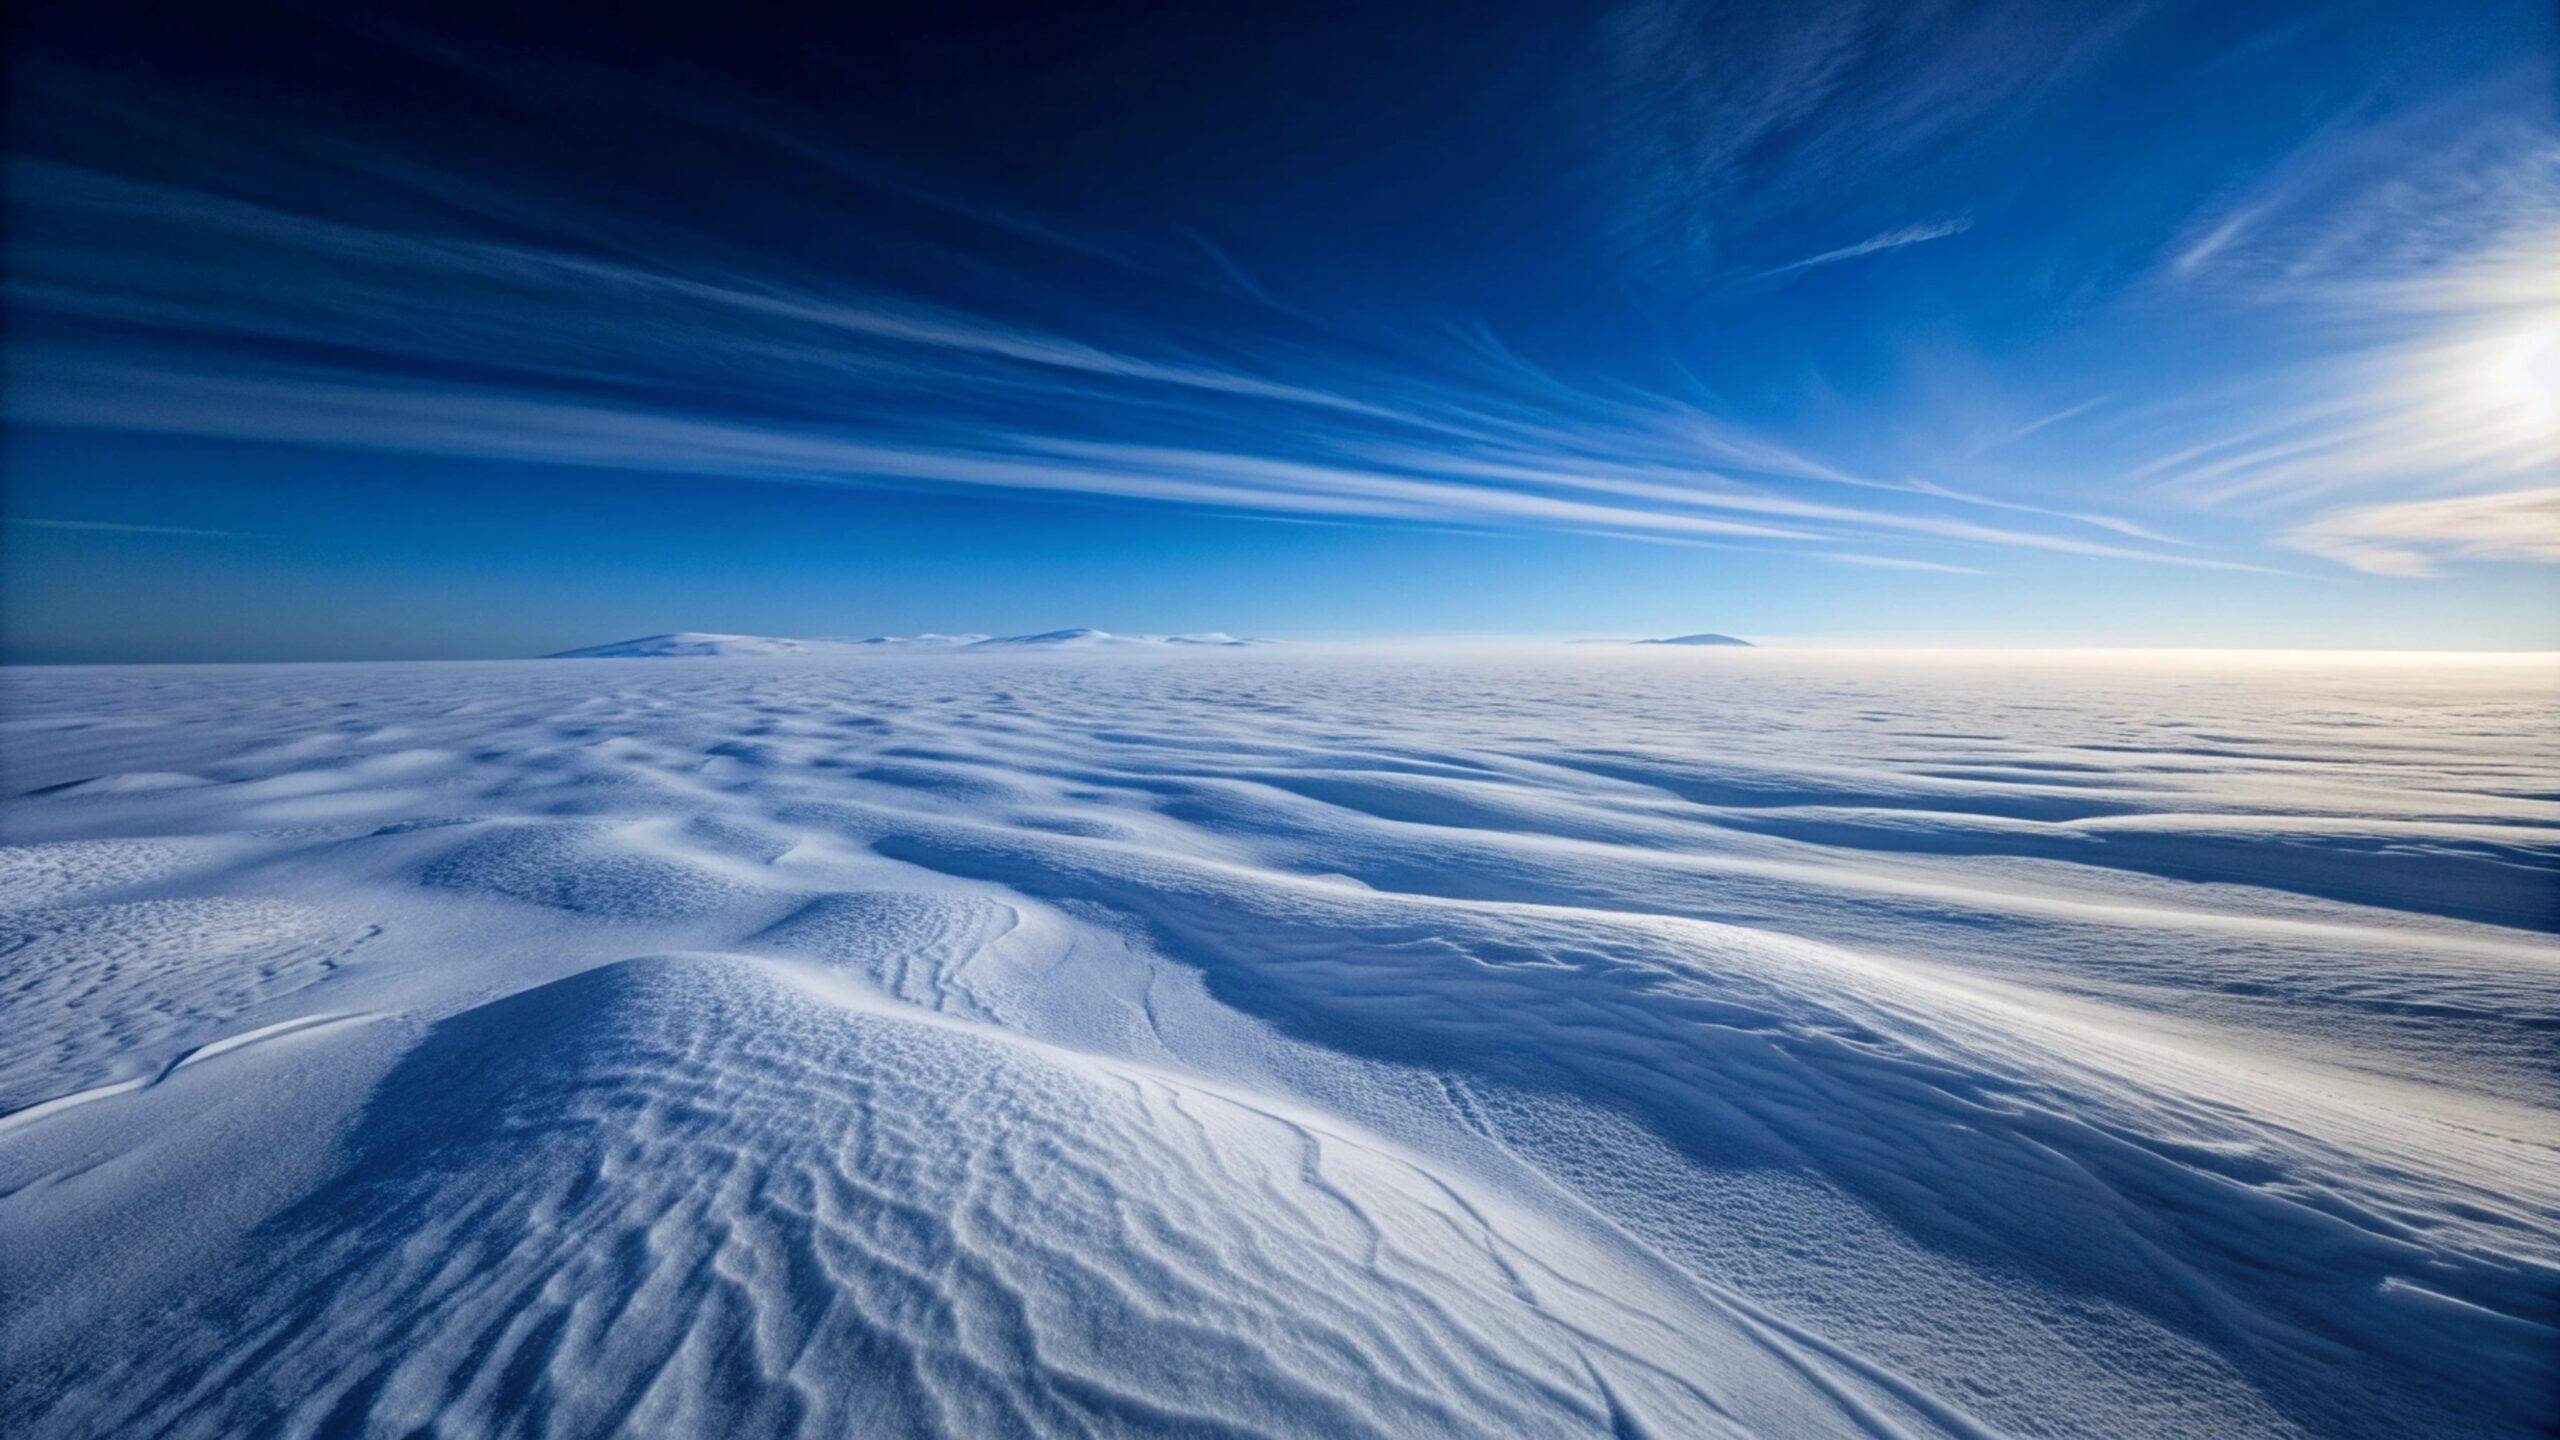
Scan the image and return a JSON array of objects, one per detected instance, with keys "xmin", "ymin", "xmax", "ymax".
[
  {"xmin": 4, "ymin": 516, "xmax": 255, "ymax": 539},
  {"xmin": 1595, "ymin": 0, "xmax": 2131, "ymax": 278},
  {"xmin": 1755, "ymin": 217, "xmax": 1973, "ymax": 279},
  {"xmin": 1821, "ymin": 552, "xmax": 1988, "ymax": 574},
  {"xmin": 2161, "ymin": 101, "xmax": 2558, "ymax": 298},
  {"xmin": 4, "ymin": 140, "xmax": 2217, "ymax": 571},
  {"xmin": 2129, "ymin": 97, "xmax": 2560, "ymax": 577},
  {"xmin": 1897, "ymin": 477, "xmax": 2179, "ymax": 545},
  {"xmin": 2280, "ymin": 486, "xmax": 2560, "ymax": 577}
]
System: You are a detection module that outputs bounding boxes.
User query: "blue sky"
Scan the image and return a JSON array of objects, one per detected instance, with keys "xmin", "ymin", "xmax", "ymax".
[{"xmin": 4, "ymin": 0, "xmax": 2555, "ymax": 660}]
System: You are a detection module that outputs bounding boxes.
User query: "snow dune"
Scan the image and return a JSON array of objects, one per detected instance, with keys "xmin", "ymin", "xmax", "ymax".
[{"xmin": 1, "ymin": 649, "xmax": 2553, "ymax": 1438}]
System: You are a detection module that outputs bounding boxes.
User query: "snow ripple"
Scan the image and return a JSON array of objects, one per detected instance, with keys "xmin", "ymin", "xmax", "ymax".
[{"xmin": 2, "ymin": 651, "xmax": 2554, "ymax": 1438}]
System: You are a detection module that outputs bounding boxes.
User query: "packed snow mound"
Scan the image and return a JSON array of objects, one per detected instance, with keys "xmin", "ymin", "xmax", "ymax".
[
  {"xmin": 1634, "ymin": 632, "xmax": 1754, "ymax": 646},
  {"xmin": 548, "ymin": 628, "xmax": 1271, "ymax": 657},
  {"xmin": 21, "ymin": 953, "xmax": 1812, "ymax": 1438},
  {"xmin": 3, "ymin": 651, "xmax": 2554, "ymax": 1438}
]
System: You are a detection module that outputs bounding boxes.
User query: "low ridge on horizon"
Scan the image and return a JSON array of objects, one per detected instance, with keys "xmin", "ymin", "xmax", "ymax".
[
  {"xmin": 1636, "ymin": 632, "xmax": 1755, "ymax": 647},
  {"xmin": 546, "ymin": 628, "xmax": 1274, "ymax": 658}
]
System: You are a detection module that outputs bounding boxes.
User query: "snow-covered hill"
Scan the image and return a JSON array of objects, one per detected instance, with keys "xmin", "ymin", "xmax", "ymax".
[
  {"xmin": 546, "ymin": 631, "xmax": 875, "ymax": 658},
  {"xmin": 1634, "ymin": 632, "xmax": 1754, "ymax": 646},
  {"xmin": 962, "ymin": 627, "xmax": 1269, "ymax": 649}
]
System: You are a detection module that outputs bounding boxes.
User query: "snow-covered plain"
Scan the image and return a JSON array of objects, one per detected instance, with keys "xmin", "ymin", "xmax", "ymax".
[{"xmin": 1, "ymin": 648, "xmax": 2553, "ymax": 1438}]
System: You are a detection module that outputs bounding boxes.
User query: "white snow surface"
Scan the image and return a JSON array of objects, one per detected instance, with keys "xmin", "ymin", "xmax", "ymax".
[
  {"xmin": 549, "ymin": 628, "xmax": 1268, "ymax": 657},
  {"xmin": 1, "ymin": 648, "xmax": 2554, "ymax": 1438}
]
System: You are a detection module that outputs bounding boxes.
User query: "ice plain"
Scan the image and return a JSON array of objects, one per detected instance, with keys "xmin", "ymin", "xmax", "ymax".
[{"xmin": 0, "ymin": 647, "xmax": 2553, "ymax": 1438}]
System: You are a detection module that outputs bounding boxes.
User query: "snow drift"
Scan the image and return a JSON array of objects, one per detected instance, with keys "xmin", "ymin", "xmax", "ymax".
[{"xmin": 2, "ymin": 649, "xmax": 2553, "ymax": 1438}]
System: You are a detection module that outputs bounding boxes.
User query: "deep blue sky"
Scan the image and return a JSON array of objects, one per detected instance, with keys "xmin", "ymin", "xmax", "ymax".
[{"xmin": 5, "ymin": 0, "xmax": 2554, "ymax": 660}]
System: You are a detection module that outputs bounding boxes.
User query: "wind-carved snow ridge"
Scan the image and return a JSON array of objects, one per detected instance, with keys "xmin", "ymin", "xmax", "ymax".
[{"xmin": 2, "ymin": 650, "xmax": 2555, "ymax": 1438}]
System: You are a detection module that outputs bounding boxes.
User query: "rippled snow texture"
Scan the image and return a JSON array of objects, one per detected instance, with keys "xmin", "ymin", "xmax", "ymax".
[{"xmin": 2, "ymin": 650, "xmax": 2554, "ymax": 1438}]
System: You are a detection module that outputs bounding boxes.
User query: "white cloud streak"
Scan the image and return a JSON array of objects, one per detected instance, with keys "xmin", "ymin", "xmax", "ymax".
[
  {"xmin": 2, "ymin": 155, "xmax": 2230, "ymax": 572},
  {"xmin": 2134, "ymin": 231, "xmax": 2560, "ymax": 513},
  {"xmin": 4, "ymin": 516, "xmax": 254, "ymax": 539},
  {"xmin": 2279, "ymin": 486, "xmax": 2560, "ymax": 577},
  {"xmin": 2131, "ymin": 105, "xmax": 2560, "ymax": 579},
  {"xmin": 1821, "ymin": 552, "xmax": 1989, "ymax": 574},
  {"xmin": 1598, "ymin": 0, "xmax": 2131, "ymax": 276},
  {"xmin": 1756, "ymin": 217, "xmax": 1973, "ymax": 278}
]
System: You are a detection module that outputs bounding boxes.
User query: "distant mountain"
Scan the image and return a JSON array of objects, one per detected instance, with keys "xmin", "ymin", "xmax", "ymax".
[
  {"xmin": 847, "ymin": 633, "xmax": 989, "ymax": 648},
  {"xmin": 967, "ymin": 628, "xmax": 1151, "ymax": 649},
  {"xmin": 1633, "ymin": 633, "xmax": 1754, "ymax": 647},
  {"xmin": 545, "ymin": 633, "xmax": 871, "ymax": 658},
  {"xmin": 547, "ymin": 628, "xmax": 1271, "ymax": 657},
  {"xmin": 969, "ymin": 629, "xmax": 1271, "ymax": 649}
]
